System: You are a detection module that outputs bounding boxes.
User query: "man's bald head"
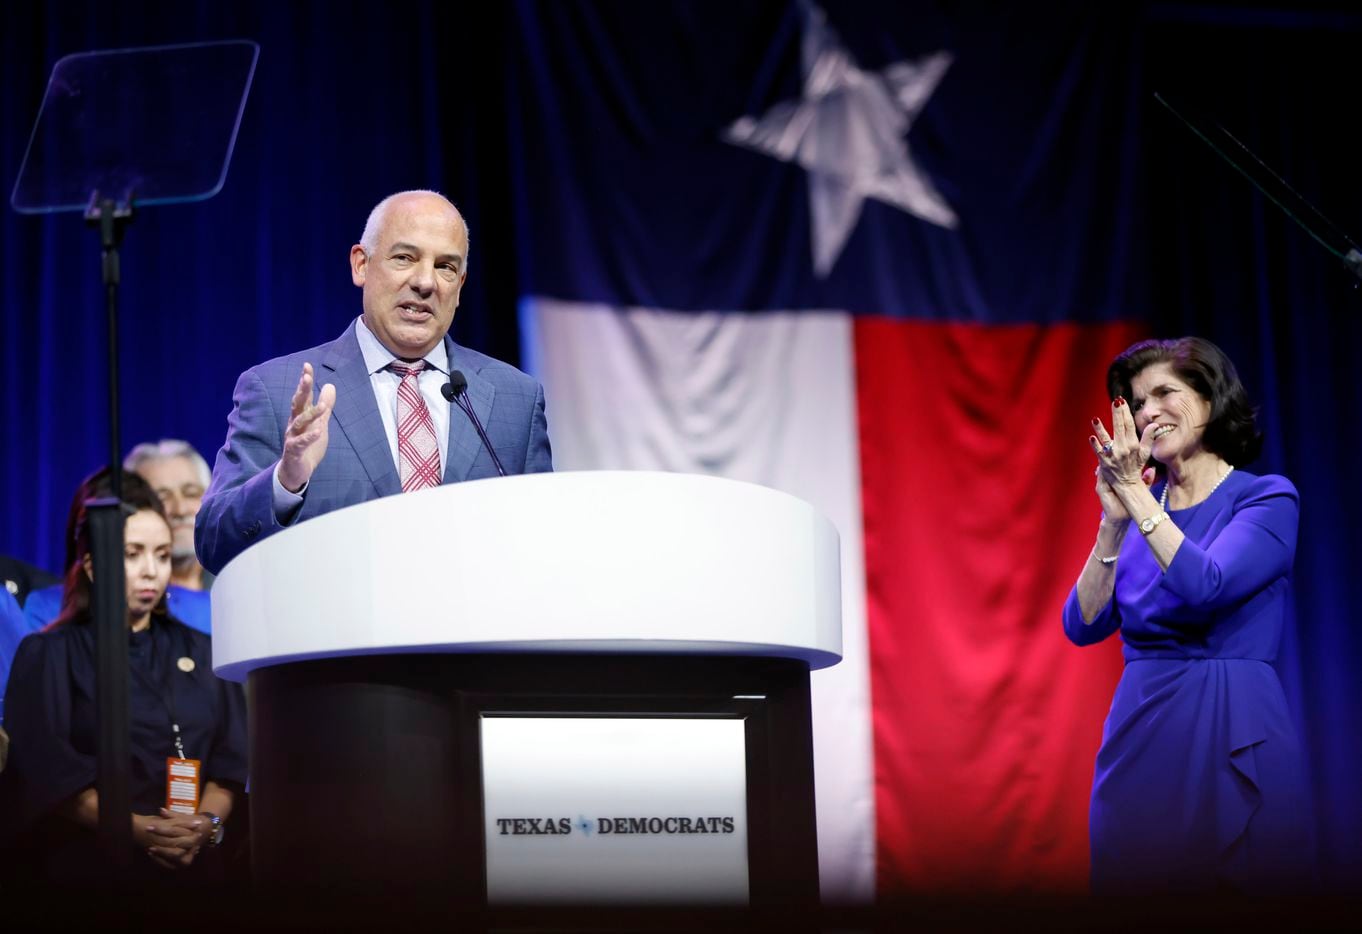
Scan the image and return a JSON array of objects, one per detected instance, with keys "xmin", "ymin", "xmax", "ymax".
[
  {"xmin": 359, "ymin": 190, "xmax": 470, "ymax": 264},
  {"xmin": 350, "ymin": 190, "xmax": 471, "ymax": 359}
]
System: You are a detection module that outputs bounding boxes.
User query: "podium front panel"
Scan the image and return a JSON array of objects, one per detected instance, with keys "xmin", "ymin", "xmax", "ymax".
[
  {"xmin": 482, "ymin": 716, "xmax": 749, "ymax": 905},
  {"xmin": 248, "ymin": 654, "xmax": 818, "ymax": 910}
]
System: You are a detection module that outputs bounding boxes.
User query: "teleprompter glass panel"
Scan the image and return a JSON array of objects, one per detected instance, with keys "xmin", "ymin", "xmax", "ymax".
[{"xmin": 11, "ymin": 40, "xmax": 259, "ymax": 214}]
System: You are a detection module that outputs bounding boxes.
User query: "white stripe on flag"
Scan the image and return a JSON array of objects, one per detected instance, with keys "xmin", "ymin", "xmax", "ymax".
[{"xmin": 522, "ymin": 297, "xmax": 874, "ymax": 902}]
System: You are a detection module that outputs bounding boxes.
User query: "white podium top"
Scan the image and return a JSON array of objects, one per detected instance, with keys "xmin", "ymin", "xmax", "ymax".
[{"xmin": 211, "ymin": 471, "xmax": 842, "ymax": 681}]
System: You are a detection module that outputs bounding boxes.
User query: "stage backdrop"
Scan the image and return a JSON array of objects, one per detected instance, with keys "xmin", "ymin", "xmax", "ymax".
[
  {"xmin": 509, "ymin": 2, "xmax": 1144, "ymax": 897},
  {"xmin": 1, "ymin": 0, "xmax": 1359, "ymax": 897}
]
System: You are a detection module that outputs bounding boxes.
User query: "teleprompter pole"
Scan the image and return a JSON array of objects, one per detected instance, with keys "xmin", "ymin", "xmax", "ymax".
[{"xmin": 86, "ymin": 195, "xmax": 134, "ymax": 865}]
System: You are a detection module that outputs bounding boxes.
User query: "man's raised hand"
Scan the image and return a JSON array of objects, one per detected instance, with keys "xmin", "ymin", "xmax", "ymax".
[{"xmin": 278, "ymin": 362, "xmax": 336, "ymax": 493}]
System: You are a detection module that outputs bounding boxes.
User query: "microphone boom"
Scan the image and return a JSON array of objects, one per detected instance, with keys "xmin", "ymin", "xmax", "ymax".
[{"xmin": 444, "ymin": 370, "xmax": 507, "ymax": 477}]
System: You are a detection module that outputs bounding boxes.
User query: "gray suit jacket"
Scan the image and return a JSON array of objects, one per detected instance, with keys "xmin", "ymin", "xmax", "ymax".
[{"xmin": 195, "ymin": 321, "xmax": 552, "ymax": 574}]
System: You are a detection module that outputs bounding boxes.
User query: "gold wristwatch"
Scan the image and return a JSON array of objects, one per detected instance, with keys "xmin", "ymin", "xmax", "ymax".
[{"xmin": 1138, "ymin": 511, "xmax": 1169, "ymax": 536}]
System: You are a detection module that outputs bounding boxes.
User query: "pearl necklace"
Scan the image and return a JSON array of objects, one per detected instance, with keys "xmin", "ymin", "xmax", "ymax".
[{"xmin": 1161, "ymin": 464, "xmax": 1234, "ymax": 511}]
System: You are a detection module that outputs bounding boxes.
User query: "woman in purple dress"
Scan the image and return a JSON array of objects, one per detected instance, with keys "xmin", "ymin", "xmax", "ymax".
[{"xmin": 1063, "ymin": 337, "xmax": 1314, "ymax": 893}]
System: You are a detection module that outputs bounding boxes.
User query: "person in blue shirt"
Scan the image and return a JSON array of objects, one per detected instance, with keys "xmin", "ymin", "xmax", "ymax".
[
  {"xmin": 124, "ymin": 439, "xmax": 215, "ymax": 593},
  {"xmin": 23, "ymin": 440, "xmax": 214, "ymax": 637}
]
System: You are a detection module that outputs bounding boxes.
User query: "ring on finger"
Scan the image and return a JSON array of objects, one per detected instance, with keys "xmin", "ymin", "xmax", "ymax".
[{"xmin": 1101, "ymin": 441, "xmax": 1113, "ymax": 455}]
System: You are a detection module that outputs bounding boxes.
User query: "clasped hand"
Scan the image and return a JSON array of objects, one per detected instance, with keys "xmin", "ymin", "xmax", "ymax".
[
  {"xmin": 133, "ymin": 809, "xmax": 211, "ymax": 870},
  {"xmin": 1089, "ymin": 396, "xmax": 1156, "ymax": 520}
]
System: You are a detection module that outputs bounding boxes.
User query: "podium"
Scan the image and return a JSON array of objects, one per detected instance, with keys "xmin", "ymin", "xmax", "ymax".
[{"xmin": 212, "ymin": 471, "xmax": 841, "ymax": 909}]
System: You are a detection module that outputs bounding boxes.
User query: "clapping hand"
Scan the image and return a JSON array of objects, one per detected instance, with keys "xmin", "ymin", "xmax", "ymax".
[{"xmin": 1089, "ymin": 397, "xmax": 1155, "ymax": 519}]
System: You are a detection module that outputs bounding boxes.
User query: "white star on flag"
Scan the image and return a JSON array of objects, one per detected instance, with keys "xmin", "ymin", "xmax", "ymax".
[{"xmin": 723, "ymin": 3, "xmax": 958, "ymax": 277}]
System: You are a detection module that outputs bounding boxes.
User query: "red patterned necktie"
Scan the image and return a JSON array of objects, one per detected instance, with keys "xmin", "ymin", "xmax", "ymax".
[{"xmin": 389, "ymin": 361, "xmax": 441, "ymax": 491}]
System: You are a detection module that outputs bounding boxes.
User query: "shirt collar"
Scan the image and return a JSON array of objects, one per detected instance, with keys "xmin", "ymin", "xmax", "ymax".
[{"xmin": 355, "ymin": 315, "xmax": 449, "ymax": 376}]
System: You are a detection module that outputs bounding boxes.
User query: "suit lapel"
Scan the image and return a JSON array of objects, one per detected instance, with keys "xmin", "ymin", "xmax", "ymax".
[
  {"xmin": 322, "ymin": 321, "xmax": 402, "ymax": 497},
  {"xmin": 444, "ymin": 338, "xmax": 497, "ymax": 482}
]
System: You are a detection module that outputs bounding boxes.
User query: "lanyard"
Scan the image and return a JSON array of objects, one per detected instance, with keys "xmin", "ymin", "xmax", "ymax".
[{"xmin": 127, "ymin": 622, "xmax": 190, "ymax": 760}]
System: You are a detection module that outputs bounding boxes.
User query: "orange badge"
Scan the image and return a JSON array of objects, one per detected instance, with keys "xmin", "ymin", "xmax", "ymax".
[{"xmin": 165, "ymin": 757, "xmax": 201, "ymax": 814}]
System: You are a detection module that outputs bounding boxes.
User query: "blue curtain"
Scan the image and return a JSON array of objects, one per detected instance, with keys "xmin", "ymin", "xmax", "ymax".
[{"xmin": 2, "ymin": 0, "xmax": 1358, "ymax": 891}]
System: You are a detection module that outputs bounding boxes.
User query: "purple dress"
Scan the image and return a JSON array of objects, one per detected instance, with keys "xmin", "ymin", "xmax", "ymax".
[{"xmin": 1062, "ymin": 470, "xmax": 1314, "ymax": 893}]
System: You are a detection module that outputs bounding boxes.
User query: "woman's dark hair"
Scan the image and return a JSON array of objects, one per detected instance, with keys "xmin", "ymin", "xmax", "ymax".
[
  {"xmin": 1106, "ymin": 336, "xmax": 1263, "ymax": 468},
  {"xmin": 50, "ymin": 468, "xmax": 171, "ymax": 630}
]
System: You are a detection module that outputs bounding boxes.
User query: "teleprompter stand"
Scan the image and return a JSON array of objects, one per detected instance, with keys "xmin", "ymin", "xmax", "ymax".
[{"xmin": 10, "ymin": 40, "xmax": 258, "ymax": 866}]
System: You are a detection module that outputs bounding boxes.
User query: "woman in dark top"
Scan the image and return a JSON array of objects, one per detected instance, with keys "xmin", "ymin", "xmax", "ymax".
[
  {"xmin": 1063, "ymin": 337, "xmax": 1313, "ymax": 893},
  {"xmin": 1, "ymin": 469, "xmax": 247, "ymax": 881}
]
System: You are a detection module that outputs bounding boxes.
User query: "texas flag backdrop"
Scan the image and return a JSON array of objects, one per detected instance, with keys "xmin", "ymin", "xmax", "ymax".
[{"xmin": 508, "ymin": 3, "xmax": 1146, "ymax": 899}]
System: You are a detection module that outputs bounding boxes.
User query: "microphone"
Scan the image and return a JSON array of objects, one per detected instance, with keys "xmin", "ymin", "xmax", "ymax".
[
  {"xmin": 441, "ymin": 370, "xmax": 507, "ymax": 477},
  {"xmin": 440, "ymin": 371, "xmax": 465, "ymax": 403}
]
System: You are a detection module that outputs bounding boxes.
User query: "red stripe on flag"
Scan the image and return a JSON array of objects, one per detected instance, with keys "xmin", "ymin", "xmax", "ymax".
[{"xmin": 855, "ymin": 318, "xmax": 1145, "ymax": 893}]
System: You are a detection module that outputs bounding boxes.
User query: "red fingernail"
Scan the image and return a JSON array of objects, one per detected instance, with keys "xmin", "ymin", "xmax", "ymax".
[
  {"xmin": 1115, "ymin": 397, "xmax": 1125, "ymax": 407},
  {"xmin": 1091, "ymin": 418, "xmax": 1100, "ymax": 427}
]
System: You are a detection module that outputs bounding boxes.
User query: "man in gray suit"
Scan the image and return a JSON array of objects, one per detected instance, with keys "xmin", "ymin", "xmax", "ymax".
[{"xmin": 196, "ymin": 190, "xmax": 552, "ymax": 575}]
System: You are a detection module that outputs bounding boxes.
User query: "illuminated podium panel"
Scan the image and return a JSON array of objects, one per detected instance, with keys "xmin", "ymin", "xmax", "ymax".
[{"xmin": 212, "ymin": 472, "xmax": 841, "ymax": 910}]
